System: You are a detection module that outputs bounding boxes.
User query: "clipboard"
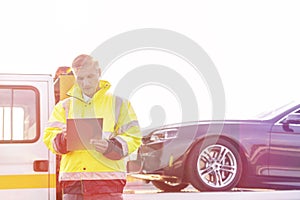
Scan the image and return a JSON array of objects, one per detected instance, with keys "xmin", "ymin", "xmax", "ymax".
[{"xmin": 66, "ymin": 118, "xmax": 103, "ymax": 151}]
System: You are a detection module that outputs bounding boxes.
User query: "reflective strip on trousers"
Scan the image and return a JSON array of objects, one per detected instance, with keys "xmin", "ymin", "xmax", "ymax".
[{"xmin": 62, "ymin": 193, "xmax": 123, "ymax": 200}]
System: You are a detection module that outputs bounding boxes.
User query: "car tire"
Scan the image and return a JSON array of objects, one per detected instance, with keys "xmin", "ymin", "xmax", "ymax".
[
  {"xmin": 151, "ymin": 180, "xmax": 189, "ymax": 192},
  {"xmin": 186, "ymin": 138, "xmax": 242, "ymax": 191}
]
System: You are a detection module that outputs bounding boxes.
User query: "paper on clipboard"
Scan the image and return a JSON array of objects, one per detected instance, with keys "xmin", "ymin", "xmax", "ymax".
[{"xmin": 66, "ymin": 118, "xmax": 103, "ymax": 151}]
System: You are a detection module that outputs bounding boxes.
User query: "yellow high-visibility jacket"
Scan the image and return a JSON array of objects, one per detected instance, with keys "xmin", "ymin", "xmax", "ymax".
[{"xmin": 43, "ymin": 80, "xmax": 141, "ymax": 181}]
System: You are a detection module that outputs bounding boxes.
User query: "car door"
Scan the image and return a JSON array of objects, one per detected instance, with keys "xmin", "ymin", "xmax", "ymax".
[
  {"xmin": 0, "ymin": 75, "xmax": 56, "ymax": 199},
  {"xmin": 269, "ymin": 109, "xmax": 300, "ymax": 178}
]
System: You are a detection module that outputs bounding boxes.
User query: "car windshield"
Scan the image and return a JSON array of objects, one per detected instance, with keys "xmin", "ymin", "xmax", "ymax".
[{"xmin": 255, "ymin": 101, "xmax": 298, "ymax": 120}]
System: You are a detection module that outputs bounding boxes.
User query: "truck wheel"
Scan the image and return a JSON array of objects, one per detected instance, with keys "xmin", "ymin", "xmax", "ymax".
[{"xmin": 187, "ymin": 138, "xmax": 242, "ymax": 191}]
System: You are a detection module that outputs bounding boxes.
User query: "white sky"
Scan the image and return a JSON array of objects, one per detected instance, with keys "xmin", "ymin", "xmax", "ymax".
[{"xmin": 1, "ymin": 0, "xmax": 300, "ymax": 127}]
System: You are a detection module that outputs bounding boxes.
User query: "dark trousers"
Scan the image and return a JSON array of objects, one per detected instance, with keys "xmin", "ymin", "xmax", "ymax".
[{"xmin": 62, "ymin": 180, "xmax": 125, "ymax": 200}]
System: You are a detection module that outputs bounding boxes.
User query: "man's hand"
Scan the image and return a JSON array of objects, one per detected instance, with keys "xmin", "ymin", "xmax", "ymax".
[
  {"xmin": 91, "ymin": 138, "xmax": 124, "ymax": 160},
  {"xmin": 91, "ymin": 139, "xmax": 109, "ymax": 153},
  {"xmin": 53, "ymin": 131, "xmax": 68, "ymax": 154}
]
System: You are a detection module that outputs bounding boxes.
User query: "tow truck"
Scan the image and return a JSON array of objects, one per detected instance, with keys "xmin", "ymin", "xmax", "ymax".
[{"xmin": 0, "ymin": 67, "xmax": 75, "ymax": 199}]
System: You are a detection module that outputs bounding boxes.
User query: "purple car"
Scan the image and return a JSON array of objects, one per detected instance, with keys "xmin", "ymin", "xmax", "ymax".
[{"xmin": 127, "ymin": 102, "xmax": 300, "ymax": 192}]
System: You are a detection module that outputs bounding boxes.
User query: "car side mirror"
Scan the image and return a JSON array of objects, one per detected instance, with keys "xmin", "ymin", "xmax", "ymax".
[{"xmin": 282, "ymin": 114, "xmax": 300, "ymax": 132}]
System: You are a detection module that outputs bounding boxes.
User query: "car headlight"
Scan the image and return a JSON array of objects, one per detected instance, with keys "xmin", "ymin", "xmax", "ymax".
[{"xmin": 150, "ymin": 128, "xmax": 178, "ymax": 142}]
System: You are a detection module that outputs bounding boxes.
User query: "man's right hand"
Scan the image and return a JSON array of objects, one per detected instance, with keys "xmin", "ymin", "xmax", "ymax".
[{"xmin": 53, "ymin": 131, "xmax": 69, "ymax": 154}]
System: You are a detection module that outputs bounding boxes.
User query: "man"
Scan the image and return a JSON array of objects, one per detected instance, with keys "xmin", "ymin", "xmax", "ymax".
[{"xmin": 43, "ymin": 54, "xmax": 142, "ymax": 200}]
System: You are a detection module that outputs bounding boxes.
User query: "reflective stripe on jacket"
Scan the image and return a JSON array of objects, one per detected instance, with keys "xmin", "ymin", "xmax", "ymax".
[{"xmin": 43, "ymin": 80, "xmax": 142, "ymax": 181}]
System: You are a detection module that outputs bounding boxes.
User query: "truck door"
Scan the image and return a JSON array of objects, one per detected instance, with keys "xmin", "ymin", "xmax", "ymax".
[{"xmin": 0, "ymin": 75, "xmax": 56, "ymax": 200}]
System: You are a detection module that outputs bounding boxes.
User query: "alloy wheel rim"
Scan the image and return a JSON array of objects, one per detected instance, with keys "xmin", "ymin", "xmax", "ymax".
[{"xmin": 196, "ymin": 144, "xmax": 237, "ymax": 188}]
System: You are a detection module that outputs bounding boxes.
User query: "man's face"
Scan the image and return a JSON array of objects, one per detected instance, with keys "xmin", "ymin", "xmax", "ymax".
[{"xmin": 74, "ymin": 64, "xmax": 101, "ymax": 98}]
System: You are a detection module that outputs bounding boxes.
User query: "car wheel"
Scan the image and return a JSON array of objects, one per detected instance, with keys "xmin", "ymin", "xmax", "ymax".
[
  {"xmin": 187, "ymin": 138, "xmax": 242, "ymax": 191},
  {"xmin": 152, "ymin": 180, "xmax": 189, "ymax": 192}
]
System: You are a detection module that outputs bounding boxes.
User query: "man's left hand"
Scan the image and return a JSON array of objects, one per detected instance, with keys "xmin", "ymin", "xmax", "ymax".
[{"xmin": 91, "ymin": 139, "xmax": 109, "ymax": 153}]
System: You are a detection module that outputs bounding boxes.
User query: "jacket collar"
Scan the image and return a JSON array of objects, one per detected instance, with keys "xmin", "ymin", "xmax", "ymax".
[{"xmin": 67, "ymin": 80, "xmax": 111, "ymax": 101}]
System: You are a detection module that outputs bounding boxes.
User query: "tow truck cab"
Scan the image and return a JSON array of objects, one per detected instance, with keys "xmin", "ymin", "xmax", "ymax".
[{"xmin": 0, "ymin": 69, "xmax": 74, "ymax": 200}]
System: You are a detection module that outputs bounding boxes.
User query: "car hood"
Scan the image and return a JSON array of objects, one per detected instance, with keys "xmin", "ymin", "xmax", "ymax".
[{"xmin": 141, "ymin": 119, "xmax": 267, "ymax": 136}]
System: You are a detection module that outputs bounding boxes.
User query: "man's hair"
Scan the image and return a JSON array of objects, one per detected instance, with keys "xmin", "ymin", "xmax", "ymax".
[{"xmin": 72, "ymin": 54, "xmax": 99, "ymax": 71}]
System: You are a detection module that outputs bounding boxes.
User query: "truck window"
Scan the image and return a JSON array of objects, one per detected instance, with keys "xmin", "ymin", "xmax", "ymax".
[{"xmin": 0, "ymin": 86, "xmax": 40, "ymax": 143}]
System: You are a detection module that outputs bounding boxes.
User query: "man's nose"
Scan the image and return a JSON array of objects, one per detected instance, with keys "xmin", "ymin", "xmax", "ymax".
[{"xmin": 82, "ymin": 79, "xmax": 90, "ymax": 87}]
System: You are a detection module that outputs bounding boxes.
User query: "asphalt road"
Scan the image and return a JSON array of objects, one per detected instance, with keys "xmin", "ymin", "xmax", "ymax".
[{"xmin": 123, "ymin": 182, "xmax": 300, "ymax": 200}]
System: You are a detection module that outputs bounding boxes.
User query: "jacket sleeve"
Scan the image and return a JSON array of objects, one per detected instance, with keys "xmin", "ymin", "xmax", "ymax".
[
  {"xmin": 104, "ymin": 98, "xmax": 142, "ymax": 160},
  {"xmin": 43, "ymin": 101, "xmax": 68, "ymax": 155}
]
